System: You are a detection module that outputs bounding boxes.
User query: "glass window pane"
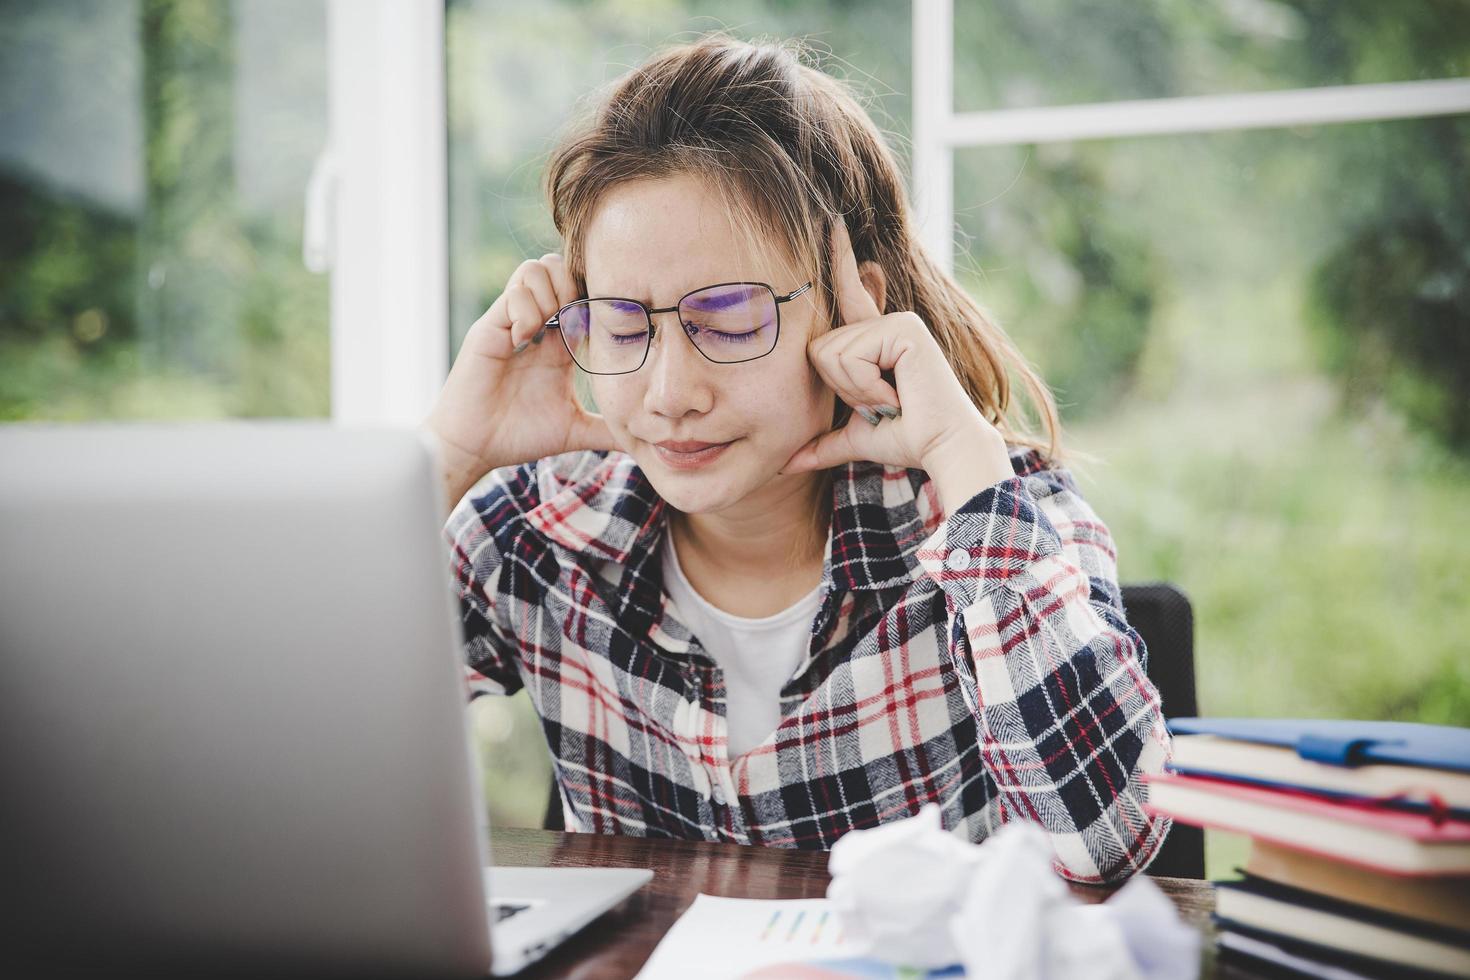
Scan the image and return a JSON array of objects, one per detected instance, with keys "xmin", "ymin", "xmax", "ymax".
[
  {"xmin": 953, "ymin": 0, "xmax": 1470, "ymax": 110},
  {"xmin": 0, "ymin": 0, "xmax": 329, "ymax": 421},
  {"xmin": 955, "ymin": 116, "xmax": 1470, "ymax": 727}
]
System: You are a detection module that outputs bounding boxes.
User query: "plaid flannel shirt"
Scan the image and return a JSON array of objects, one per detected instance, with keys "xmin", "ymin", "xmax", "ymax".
[{"xmin": 444, "ymin": 444, "xmax": 1174, "ymax": 883}]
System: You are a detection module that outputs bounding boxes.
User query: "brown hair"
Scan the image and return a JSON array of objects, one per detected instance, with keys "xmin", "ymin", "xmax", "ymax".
[{"xmin": 543, "ymin": 31, "xmax": 1069, "ymax": 562}]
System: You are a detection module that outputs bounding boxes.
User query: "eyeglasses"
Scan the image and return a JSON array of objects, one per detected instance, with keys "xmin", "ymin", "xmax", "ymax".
[{"xmin": 543, "ymin": 280, "xmax": 813, "ymax": 376}]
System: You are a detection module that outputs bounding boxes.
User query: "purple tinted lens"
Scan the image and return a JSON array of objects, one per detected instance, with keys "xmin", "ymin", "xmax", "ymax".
[
  {"xmin": 558, "ymin": 299, "xmax": 648, "ymax": 373},
  {"xmin": 680, "ymin": 284, "xmax": 777, "ymax": 361}
]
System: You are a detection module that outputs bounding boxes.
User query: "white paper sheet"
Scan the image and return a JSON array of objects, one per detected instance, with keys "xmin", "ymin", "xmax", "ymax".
[{"xmin": 634, "ymin": 893, "xmax": 965, "ymax": 979}]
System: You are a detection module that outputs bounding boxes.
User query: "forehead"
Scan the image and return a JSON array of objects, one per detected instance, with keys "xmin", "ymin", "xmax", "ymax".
[{"xmin": 582, "ymin": 173, "xmax": 803, "ymax": 303}]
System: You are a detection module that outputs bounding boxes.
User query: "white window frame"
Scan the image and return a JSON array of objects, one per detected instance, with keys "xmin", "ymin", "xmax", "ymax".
[
  {"xmin": 911, "ymin": 0, "xmax": 1470, "ymax": 275},
  {"xmin": 314, "ymin": 0, "xmax": 447, "ymax": 427}
]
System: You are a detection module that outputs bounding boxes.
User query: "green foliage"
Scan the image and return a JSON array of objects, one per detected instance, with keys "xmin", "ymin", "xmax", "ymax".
[
  {"xmin": 954, "ymin": 144, "xmax": 1159, "ymax": 419},
  {"xmin": 137, "ymin": 0, "xmax": 244, "ymax": 377},
  {"xmin": 1072, "ymin": 379, "xmax": 1470, "ymax": 729},
  {"xmin": 1282, "ymin": 1, "xmax": 1470, "ymax": 459},
  {"xmin": 0, "ymin": 0, "xmax": 328, "ymax": 420},
  {"xmin": 1309, "ymin": 203, "xmax": 1470, "ymax": 453},
  {"xmin": 0, "ymin": 173, "xmax": 137, "ymax": 342}
]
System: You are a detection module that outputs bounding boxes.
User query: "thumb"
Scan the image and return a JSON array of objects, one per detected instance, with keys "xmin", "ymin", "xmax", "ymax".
[
  {"xmin": 780, "ymin": 422, "xmax": 864, "ymax": 475},
  {"xmin": 569, "ymin": 410, "xmax": 621, "ymax": 454}
]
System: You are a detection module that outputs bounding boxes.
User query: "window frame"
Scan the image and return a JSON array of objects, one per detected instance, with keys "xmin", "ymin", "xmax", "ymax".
[
  {"xmin": 909, "ymin": 0, "xmax": 1470, "ymax": 275},
  {"xmin": 322, "ymin": 0, "xmax": 448, "ymax": 426}
]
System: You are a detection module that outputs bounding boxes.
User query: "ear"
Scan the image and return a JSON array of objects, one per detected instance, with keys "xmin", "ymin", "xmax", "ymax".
[{"xmin": 857, "ymin": 260, "xmax": 887, "ymax": 313}]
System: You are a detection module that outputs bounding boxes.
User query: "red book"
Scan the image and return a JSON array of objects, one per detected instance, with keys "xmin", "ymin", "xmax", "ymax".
[{"xmin": 1142, "ymin": 771, "xmax": 1470, "ymax": 875}]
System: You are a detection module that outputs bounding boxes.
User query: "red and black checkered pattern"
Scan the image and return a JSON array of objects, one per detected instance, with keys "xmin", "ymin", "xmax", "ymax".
[{"xmin": 445, "ymin": 446, "xmax": 1174, "ymax": 883}]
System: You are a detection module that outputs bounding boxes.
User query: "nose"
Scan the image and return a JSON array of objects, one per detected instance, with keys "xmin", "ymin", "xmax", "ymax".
[{"xmin": 641, "ymin": 310, "xmax": 715, "ymax": 420}]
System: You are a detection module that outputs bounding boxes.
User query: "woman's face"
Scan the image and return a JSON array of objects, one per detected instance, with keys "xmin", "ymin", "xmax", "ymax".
[{"xmin": 582, "ymin": 173, "xmax": 834, "ymax": 516}]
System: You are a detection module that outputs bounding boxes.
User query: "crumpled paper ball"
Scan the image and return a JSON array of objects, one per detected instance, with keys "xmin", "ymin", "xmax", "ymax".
[
  {"xmin": 826, "ymin": 804, "xmax": 1200, "ymax": 980},
  {"xmin": 826, "ymin": 803, "xmax": 988, "ymax": 967}
]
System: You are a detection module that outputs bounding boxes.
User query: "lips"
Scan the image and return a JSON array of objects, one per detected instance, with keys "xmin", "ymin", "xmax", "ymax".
[
  {"xmin": 656, "ymin": 440, "xmax": 730, "ymax": 453},
  {"xmin": 650, "ymin": 438, "xmax": 737, "ymax": 471}
]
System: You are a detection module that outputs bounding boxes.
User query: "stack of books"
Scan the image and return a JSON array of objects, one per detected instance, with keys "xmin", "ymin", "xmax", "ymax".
[{"xmin": 1142, "ymin": 718, "xmax": 1470, "ymax": 978}]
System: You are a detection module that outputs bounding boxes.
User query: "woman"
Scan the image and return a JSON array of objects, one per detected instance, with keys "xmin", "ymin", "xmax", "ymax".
[{"xmin": 422, "ymin": 32, "xmax": 1173, "ymax": 883}]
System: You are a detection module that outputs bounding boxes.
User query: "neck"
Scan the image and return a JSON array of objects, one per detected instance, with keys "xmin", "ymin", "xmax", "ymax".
[{"xmin": 669, "ymin": 470, "xmax": 831, "ymax": 580}]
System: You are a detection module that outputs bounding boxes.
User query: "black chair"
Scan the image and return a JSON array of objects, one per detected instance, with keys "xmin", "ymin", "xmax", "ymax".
[
  {"xmin": 1121, "ymin": 581, "xmax": 1204, "ymax": 879},
  {"xmin": 543, "ymin": 774, "xmax": 564, "ymax": 832},
  {"xmin": 542, "ymin": 581, "xmax": 1204, "ymax": 879}
]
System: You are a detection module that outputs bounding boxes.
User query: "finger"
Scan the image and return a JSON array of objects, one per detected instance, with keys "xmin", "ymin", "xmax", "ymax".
[
  {"xmin": 461, "ymin": 292, "xmax": 513, "ymax": 357},
  {"xmin": 823, "ymin": 352, "xmax": 880, "ymax": 423},
  {"xmin": 503, "ymin": 285, "xmax": 545, "ymax": 350},
  {"xmin": 830, "ymin": 216, "xmax": 882, "ymax": 326},
  {"xmin": 512, "ymin": 260, "xmax": 560, "ymax": 329},
  {"xmin": 539, "ymin": 253, "xmax": 579, "ymax": 310},
  {"xmin": 845, "ymin": 351, "xmax": 901, "ymax": 412},
  {"xmin": 810, "ymin": 327, "xmax": 900, "ymax": 420},
  {"xmin": 808, "ymin": 327, "xmax": 869, "ymax": 408}
]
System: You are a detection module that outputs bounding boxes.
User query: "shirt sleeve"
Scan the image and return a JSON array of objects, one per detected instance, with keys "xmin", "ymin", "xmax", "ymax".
[
  {"xmin": 914, "ymin": 467, "xmax": 1174, "ymax": 884},
  {"xmin": 442, "ymin": 462, "xmax": 541, "ymax": 699}
]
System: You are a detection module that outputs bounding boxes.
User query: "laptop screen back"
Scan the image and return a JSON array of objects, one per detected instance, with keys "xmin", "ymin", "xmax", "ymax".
[{"xmin": 0, "ymin": 422, "xmax": 492, "ymax": 976}]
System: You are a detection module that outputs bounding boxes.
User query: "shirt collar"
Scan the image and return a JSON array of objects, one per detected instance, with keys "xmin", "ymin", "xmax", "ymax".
[{"xmin": 525, "ymin": 450, "xmax": 950, "ymax": 593}]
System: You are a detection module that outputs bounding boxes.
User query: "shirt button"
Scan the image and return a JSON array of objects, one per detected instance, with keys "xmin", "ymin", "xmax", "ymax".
[
  {"xmin": 711, "ymin": 784, "xmax": 727, "ymax": 806},
  {"xmin": 945, "ymin": 549, "xmax": 972, "ymax": 571}
]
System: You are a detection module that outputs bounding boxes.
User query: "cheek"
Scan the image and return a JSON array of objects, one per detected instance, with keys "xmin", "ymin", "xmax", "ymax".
[
  {"xmin": 733, "ymin": 365, "xmax": 830, "ymax": 436},
  {"xmin": 589, "ymin": 379, "xmax": 637, "ymax": 431}
]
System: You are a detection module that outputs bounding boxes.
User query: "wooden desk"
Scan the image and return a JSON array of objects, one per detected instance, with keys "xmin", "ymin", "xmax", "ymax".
[{"xmin": 491, "ymin": 828, "xmax": 1259, "ymax": 979}]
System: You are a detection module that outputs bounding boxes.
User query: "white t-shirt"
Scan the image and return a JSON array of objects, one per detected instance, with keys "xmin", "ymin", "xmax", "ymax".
[{"xmin": 660, "ymin": 530, "xmax": 827, "ymax": 758}]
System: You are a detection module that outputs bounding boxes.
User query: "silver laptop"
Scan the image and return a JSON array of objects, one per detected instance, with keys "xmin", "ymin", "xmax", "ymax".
[{"xmin": 0, "ymin": 421, "xmax": 651, "ymax": 977}]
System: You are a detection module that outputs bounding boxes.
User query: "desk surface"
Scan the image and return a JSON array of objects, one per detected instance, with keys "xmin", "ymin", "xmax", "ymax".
[{"xmin": 490, "ymin": 828, "xmax": 1259, "ymax": 979}]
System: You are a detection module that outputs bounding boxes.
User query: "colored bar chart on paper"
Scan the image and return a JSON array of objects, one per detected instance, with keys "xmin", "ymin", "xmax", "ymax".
[{"xmin": 758, "ymin": 907, "xmax": 841, "ymax": 945}]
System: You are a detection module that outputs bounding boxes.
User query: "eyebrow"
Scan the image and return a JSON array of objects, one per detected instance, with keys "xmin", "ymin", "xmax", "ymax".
[
  {"xmin": 591, "ymin": 282, "xmax": 755, "ymax": 310},
  {"xmin": 681, "ymin": 286, "xmax": 751, "ymax": 312}
]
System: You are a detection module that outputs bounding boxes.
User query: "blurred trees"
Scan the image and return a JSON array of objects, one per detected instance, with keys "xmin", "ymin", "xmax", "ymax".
[
  {"xmin": 1292, "ymin": 0, "xmax": 1470, "ymax": 454},
  {"xmin": 948, "ymin": 1, "xmax": 1470, "ymax": 445},
  {"xmin": 0, "ymin": 0, "xmax": 328, "ymax": 420},
  {"xmin": 138, "ymin": 0, "xmax": 242, "ymax": 378},
  {"xmin": 1312, "ymin": 210, "xmax": 1470, "ymax": 453}
]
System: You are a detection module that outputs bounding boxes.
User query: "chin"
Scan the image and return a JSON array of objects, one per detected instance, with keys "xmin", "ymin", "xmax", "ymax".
[
  {"xmin": 635, "ymin": 450, "xmax": 753, "ymax": 514},
  {"xmin": 643, "ymin": 471, "xmax": 744, "ymax": 514}
]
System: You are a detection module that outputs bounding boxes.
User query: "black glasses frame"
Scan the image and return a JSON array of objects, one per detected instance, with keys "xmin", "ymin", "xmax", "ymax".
[{"xmin": 543, "ymin": 280, "xmax": 813, "ymax": 376}]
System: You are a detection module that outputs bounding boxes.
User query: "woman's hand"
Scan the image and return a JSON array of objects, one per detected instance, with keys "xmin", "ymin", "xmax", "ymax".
[
  {"xmin": 779, "ymin": 219, "xmax": 1015, "ymax": 513},
  {"xmin": 422, "ymin": 253, "xmax": 619, "ymax": 507}
]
